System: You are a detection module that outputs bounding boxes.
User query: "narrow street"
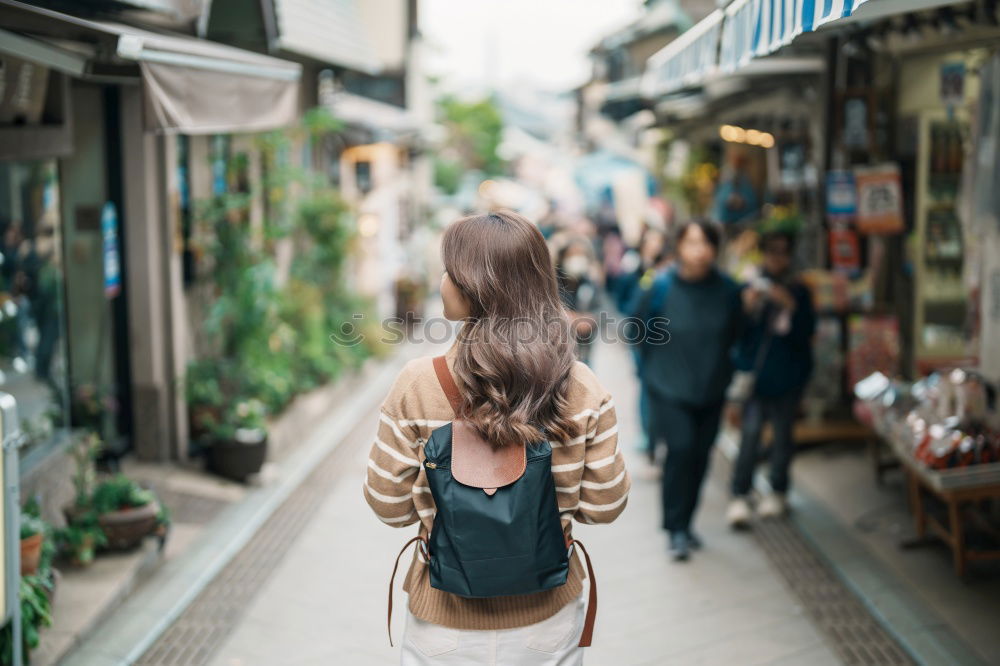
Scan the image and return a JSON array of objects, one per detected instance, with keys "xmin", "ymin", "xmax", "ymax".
[{"xmin": 186, "ymin": 336, "xmax": 841, "ymax": 666}]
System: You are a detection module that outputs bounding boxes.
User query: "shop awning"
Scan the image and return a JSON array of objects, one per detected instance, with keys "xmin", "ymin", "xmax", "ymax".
[
  {"xmin": 642, "ymin": 10, "xmax": 723, "ymax": 98},
  {"xmin": 326, "ymin": 91, "xmax": 418, "ymax": 136},
  {"xmin": 719, "ymin": 0, "xmax": 835, "ymax": 74},
  {"xmin": 0, "ymin": 0, "xmax": 302, "ymax": 134},
  {"xmin": 645, "ymin": 0, "xmax": 965, "ymax": 97}
]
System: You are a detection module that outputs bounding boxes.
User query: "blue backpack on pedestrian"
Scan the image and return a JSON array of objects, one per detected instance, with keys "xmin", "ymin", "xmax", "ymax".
[
  {"xmin": 632, "ymin": 268, "xmax": 674, "ymax": 367},
  {"xmin": 387, "ymin": 356, "xmax": 598, "ymax": 647}
]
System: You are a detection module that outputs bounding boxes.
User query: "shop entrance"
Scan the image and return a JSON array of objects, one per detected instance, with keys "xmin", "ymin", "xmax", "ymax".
[{"xmin": 58, "ymin": 81, "xmax": 132, "ymax": 463}]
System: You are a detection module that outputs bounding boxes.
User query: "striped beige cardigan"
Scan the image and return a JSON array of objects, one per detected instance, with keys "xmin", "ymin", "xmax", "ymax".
[{"xmin": 363, "ymin": 340, "xmax": 630, "ymax": 630}]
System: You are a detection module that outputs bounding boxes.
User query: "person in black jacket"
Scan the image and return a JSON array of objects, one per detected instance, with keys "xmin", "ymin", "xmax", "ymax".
[
  {"xmin": 635, "ymin": 219, "xmax": 752, "ymax": 561},
  {"xmin": 727, "ymin": 230, "xmax": 816, "ymax": 527}
]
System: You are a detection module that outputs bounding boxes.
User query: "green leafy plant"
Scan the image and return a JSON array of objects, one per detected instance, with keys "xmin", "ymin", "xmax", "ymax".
[
  {"xmin": 90, "ymin": 474, "xmax": 156, "ymax": 514},
  {"xmin": 52, "ymin": 521, "xmax": 105, "ymax": 566},
  {"xmin": 0, "ymin": 573, "xmax": 54, "ymax": 663},
  {"xmin": 20, "ymin": 496, "xmax": 46, "ymax": 541},
  {"xmin": 758, "ymin": 204, "xmax": 805, "ymax": 235},
  {"xmin": 436, "ymin": 94, "xmax": 505, "ymax": 176},
  {"xmin": 186, "ymin": 119, "xmax": 379, "ymax": 450},
  {"xmin": 19, "ymin": 513, "xmax": 46, "ymax": 541},
  {"xmin": 69, "ymin": 432, "xmax": 102, "ymax": 511}
]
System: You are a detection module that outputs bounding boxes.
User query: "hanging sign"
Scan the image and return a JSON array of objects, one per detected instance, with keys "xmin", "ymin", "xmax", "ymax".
[
  {"xmin": 940, "ymin": 61, "xmax": 966, "ymax": 111},
  {"xmin": 826, "ymin": 170, "xmax": 856, "ymax": 216},
  {"xmin": 829, "ymin": 225, "xmax": 861, "ymax": 273},
  {"xmin": 855, "ymin": 164, "xmax": 904, "ymax": 235},
  {"xmin": 102, "ymin": 202, "xmax": 121, "ymax": 299}
]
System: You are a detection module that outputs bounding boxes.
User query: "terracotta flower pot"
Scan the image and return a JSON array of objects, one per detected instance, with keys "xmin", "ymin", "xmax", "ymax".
[
  {"xmin": 20, "ymin": 533, "xmax": 43, "ymax": 575},
  {"xmin": 98, "ymin": 500, "xmax": 160, "ymax": 550},
  {"xmin": 208, "ymin": 430, "xmax": 268, "ymax": 483}
]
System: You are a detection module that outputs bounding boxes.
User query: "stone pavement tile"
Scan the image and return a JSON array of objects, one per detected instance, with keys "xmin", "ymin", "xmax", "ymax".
[
  {"xmin": 764, "ymin": 643, "xmax": 845, "ymax": 666},
  {"xmin": 656, "ymin": 614, "xmax": 830, "ymax": 666}
]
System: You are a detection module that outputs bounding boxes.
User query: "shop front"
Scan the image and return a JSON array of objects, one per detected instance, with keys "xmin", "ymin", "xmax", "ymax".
[
  {"xmin": 647, "ymin": 1, "xmax": 1000, "ymax": 659},
  {"xmin": 0, "ymin": 0, "xmax": 302, "ymax": 510}
]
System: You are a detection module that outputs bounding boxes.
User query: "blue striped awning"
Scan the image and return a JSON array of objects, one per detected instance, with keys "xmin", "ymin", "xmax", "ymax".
[
  {"xmin": 644, "ymin": 0, "xmax": 878, "ymax": 96},
  {"xmin": 720, "ymin": 0, "xmax": 876, "ymax": 73}
]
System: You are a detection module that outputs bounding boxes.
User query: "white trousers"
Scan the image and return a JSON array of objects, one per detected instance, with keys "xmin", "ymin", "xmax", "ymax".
[{"xmin": 399, "ymin": 584, "xmax": 588, "ymax": 666}]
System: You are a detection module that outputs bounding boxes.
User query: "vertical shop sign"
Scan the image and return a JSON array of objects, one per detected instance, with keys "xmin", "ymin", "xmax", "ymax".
[
  {"xmin": 940, "ymin": 61, "xmax": 966, "ymax": 113},
  {"xmin": 855, "ymin": 164, "xmax": 904, "ymax": 234},
  {"xmin": 826, "ymin": 170, "xmax": 856, "ymax": 216},
  {"xmin": 101, "ymin": 202, "xmax": 121, "ymax": 299},
  {"xmin": 829, "ymin": 225, "xmax": 860, "ymax": 274}
]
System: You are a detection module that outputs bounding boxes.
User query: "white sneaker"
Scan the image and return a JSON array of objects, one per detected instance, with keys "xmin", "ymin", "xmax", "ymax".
[
  {"xmin": 758, "ymin": 493, "xmax": 788, "ymax": 519},
  {"xmin": 726, "ymin": 497, "xmax": 752, "ymax": 530}
]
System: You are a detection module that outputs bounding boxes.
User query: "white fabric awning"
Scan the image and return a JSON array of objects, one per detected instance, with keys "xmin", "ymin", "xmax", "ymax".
[
  {"xmin": 0, "ymin": 0, "xmax": 302, "ymax": 134},
  {"xmin": 326, "ymin": 91, "xmax": 418, "ymax": 135},
  {"xmin": 641, "ymin": 10, "xmax": 723, "ymax": 98}
]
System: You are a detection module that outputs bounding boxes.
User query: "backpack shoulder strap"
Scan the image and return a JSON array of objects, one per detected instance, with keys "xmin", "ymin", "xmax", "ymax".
[
  {"xmin": 567, "ymin": 537, "xmax": 598, "ymax": 647},
  {"xmin": 432, "ymin": 355, "xmax": 462, "ymax": 415},
  {"xmin": 648, "ymin": 268, "xmax": 674, "ymax": 314}
]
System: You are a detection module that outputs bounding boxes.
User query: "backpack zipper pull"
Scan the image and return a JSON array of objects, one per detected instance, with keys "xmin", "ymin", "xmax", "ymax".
[{"xmin": 425, "ymin": 462, "xmax": 437, "ymax": 469}]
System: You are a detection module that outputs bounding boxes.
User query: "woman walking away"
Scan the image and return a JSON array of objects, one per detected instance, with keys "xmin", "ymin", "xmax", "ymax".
[
  {"xmin": 364, "ymin": 210, "xmax": 630, "ymax": 665},
  {"xmin": 634, "ymin": 219, "xmax": 749, "ymax": 562},
  {"xmin": 727, "ymin": 230, "xmax": 816, "ymax": 528}
]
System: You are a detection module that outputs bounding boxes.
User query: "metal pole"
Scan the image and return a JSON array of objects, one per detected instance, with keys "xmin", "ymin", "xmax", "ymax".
[{"xmin": 0, "ymin": 393, "xmax": 23, "ymax": 666}]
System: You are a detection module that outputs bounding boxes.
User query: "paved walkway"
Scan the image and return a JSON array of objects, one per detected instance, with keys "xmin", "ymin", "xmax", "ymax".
[{"xmin": 206, "ymin": 338, "xmax": 842, "ymax": 665}]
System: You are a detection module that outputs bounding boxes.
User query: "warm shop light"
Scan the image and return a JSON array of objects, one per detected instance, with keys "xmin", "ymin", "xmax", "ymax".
[
  {"xmin": 358, "ymin": 213, "xmax": 379, "ymax": 237},
  {"xmin": 719, "ymin": 124, "xmax": 775, "ymax": 148}
]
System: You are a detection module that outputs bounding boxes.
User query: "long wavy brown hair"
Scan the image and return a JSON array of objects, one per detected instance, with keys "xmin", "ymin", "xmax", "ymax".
[{"xmin": 442, "ymin": 209, "xmax": 580, "ymax": 447}]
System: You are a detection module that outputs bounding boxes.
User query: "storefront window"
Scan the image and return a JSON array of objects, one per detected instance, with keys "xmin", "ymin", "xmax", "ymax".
[{"xmin": 0, "ymin": 159, "xmax": 70, "ymax": 459}]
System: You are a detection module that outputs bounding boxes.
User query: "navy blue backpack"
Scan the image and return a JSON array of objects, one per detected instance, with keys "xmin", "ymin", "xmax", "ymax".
[{"xmin": 387, "ymin": 356, "xmax": 597, "ymax": 647}]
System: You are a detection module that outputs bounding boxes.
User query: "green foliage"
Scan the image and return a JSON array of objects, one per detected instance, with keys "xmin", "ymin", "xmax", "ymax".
[
  {"xmin": 757, "ymin": 204, "xmax": 804, "ymax": 236},
  {"xmin": 0, "ymin": 573, "xmax": 54, "ymax": 663},
  {"xmin": 19, "ymin": 514, "xmax": 46, "ymax": 541},
  {"xmin": 436, "ymin": 95, "xmax": 505, "ymax": 177},
  {"xmin": 302, "ymin": 106, "xmax": 345, "ymax": 139},
  {"xmin": 433, "ymin": 158, "xmax": 463, "ymax": 195},
  {"xmin": 20, "ymin": 497, "xmax": 45, "ymax": 540},
  {"xmin": 69, "ymin": 432, "xmax": 102, "ymax": 511},
  {"xmin": 52, "ymin": 520, "xmax": 105, "ymax": 565},
  {"xmin": 90, "ymin": 475, "xmax": 156, "ymax": 514},
  {"xmin": 186, "ymin": 135, "xmax": 378, "ymax": 440}
]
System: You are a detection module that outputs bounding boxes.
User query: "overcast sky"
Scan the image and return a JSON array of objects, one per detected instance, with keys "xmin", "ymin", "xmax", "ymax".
[{"xmin": 420, "ymin": 0, "xmax": 643, "ymax": 94}]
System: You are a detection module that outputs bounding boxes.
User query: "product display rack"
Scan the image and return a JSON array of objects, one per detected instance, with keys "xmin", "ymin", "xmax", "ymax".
[
  {"xmin": 878, "ymin": 419, "xmax": 1000, "ymax": 578},
  {"xmin": 912, "ymin": 110, "xmax": 971, "ymax": 374}
]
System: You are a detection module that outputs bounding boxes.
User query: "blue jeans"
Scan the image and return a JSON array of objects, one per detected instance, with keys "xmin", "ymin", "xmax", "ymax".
[{"xmin": 731, "ymin": 390, "xmax": 801, "ymax": 497}]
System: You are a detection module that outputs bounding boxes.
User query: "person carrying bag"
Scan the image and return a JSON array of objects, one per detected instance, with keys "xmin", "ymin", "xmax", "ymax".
[{"xmin": 364, "ymin": 210, "xmax": 630, "ymax": 665}]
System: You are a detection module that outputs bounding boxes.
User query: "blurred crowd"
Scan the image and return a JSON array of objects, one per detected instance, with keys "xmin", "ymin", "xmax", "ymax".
[{"xmin": 542, "ymin": 192, "xmax": 816, "ymax": 562}]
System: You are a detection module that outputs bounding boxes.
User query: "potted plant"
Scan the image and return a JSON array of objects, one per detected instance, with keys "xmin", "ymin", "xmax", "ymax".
[
  {"xmin": 62, "ymin": 431, "xmax": 102, "ymax": 527},
  {"xmin": 204, "ymin": 397, "xmax": 269, "ymax": 483},
  {"xmin": 185, "ymin": 360, "xmax": 226, "ymax": 441},
  {"xmin": 0, "ymin": 572, "xmax": 54, "ymax": 663},
  {"xmin": 52, "ymin": 520, "xmax": 105, "ymax": 568},
  {"xmin": 91, "ymin": 474, "xmax": 163, "ymax": 550},
  {"xmin": 19, "ymin": 499, "xmax": 48, "ymax": 576}
]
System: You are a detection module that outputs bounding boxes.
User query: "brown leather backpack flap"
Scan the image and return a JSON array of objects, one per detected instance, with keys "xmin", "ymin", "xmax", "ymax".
[{"xmin": 451, "ymin": 419, "xmax": 526, "ymax": 495}]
